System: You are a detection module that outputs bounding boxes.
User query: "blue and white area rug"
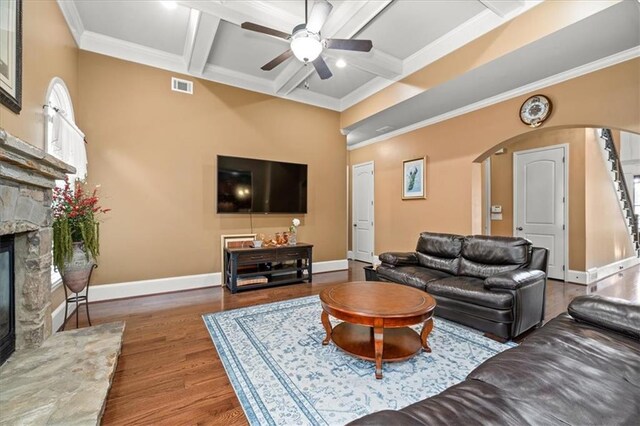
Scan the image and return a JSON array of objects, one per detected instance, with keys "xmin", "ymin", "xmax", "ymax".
[{"xmin": 202, "ymin": 296, "xmax": 515, "ymax": 426}]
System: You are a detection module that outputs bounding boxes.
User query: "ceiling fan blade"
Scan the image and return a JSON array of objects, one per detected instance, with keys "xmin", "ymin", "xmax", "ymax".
[
  {"xmin": 312, "ymin": 56, "xmax": 332, "ymax": 80},
  {"xmin": 306, "ymin": 0, "xmax": 333, "ymax": 33},
  {"xmin": 241, "ymin": 22, "xmax": 290, "ymax": 40},
  {"xmin": 325, "ymin": 38, "xmax": 373, "ymax": 52},
  {"xmin": 261, "ymin": 50, "xmax": 294, "ymax": 71}
]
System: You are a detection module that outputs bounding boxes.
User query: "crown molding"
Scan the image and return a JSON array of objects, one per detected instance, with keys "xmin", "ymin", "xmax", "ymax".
[
  {"xmin": 56, "ymin": 0, "xmax": 84, "ymax": 46},
  {"xmin": 80, "ymin": 31, "xmax": 188, "ymax": 73},
  {"xmin": 347, "ymin": 47, "xmax": 640, "ymax": 151}
]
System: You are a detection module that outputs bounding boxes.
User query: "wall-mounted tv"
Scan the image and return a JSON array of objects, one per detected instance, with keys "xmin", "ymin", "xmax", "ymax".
[{"xmin": 217, "ymin": 155, "xmax": 308, "ymax": 214}]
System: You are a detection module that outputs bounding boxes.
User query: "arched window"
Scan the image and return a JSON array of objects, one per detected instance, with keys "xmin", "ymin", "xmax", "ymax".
[
  {"xmin": 44, "ymin": 77, "xmax": 87, "ymax": 182},
  {"xmin": 44, "ymin": 78, "xmax": 87, "ymax": 288}
]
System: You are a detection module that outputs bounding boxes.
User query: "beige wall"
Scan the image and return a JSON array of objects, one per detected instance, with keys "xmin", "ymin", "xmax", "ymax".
[
  {"xmin": 77, "ymin": 51, "xmax": 347, "ymax": 285},
  {"xmin": 348, "ymin": 59, "xmax": 640, "ymax": 258},
  {"xmin": 489, "ymin": 128, "xmax": 587, "ymax": 270},
  {"xmin": 0, "ymin": 0, "xmax": 78, "ymax": 149},
  {"xmin": 585, "ymin": 128, "xmax": 635, "ymax": 268}
]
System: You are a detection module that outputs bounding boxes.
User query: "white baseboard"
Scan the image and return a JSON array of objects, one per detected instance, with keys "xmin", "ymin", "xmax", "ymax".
[
  {"xmin": 314, "ymin": 259, "xmax": 349, "ymax": 273},
  {"xmin": 567, "ymin": 256, "xmax": 640, "ymax": 285},
  {"xmin": 567, "ymin": 270, "xmax": 588, "ymax": 285},
  {"xmin": 51, "ymin": 300, "xmax": 77, "ymax": 333},
  {"xmin": 89, "ymin": 272, "xmax": 221, "ymax": 302},
  {"xmin": 69, "ymin": 259, "xmax": 349, "ymax": 303},
  {"xmin": 347, "ymin": 250, "xmax": 354, "ymax": 260}
]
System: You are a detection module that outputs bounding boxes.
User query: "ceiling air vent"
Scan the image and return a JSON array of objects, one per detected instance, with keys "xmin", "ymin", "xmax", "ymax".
[
  {"xmin": 375, "ymin": 125, "xmax": 393, "ymax": 133},
  {"xmin": 171, "ymin": 77, "xmax": 193, "ymax": 94}
]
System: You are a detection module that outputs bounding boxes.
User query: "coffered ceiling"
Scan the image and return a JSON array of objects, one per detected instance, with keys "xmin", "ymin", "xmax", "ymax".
[{"xmin": 57, "ymin": 0, "xmax": 541, "ymax": 111}]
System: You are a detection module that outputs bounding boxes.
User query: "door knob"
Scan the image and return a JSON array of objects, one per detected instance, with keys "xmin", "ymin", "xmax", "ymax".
[{"xmin": 516, "ymin": 227, "xmax": 523, "ymax": 231}]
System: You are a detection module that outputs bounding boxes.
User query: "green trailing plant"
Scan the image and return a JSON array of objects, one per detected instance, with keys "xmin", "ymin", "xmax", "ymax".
[{"xmin": 52, "ymin": 178, "xmax": 110, "ymax": 273}]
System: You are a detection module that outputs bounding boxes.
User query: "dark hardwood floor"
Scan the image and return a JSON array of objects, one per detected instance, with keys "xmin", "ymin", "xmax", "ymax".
[{"xmin": 65, "ymin": 261, "xmax": 639, "ymax": 425}]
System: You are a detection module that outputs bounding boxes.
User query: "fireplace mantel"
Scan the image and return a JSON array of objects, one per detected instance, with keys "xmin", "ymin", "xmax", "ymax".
[{"xmin": 0, "ymin": 128, "xmax": 74, "ymax": 351}]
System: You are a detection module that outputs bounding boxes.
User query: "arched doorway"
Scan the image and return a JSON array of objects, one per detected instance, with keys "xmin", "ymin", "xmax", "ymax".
[{"xmin": 476, "ymin": 126, "xmax": 640, "ymax": 284}]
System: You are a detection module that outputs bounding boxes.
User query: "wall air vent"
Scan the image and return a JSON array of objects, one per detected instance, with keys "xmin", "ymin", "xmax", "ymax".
[
  {"xmin": 375, "ymin": 125, "xmax": 393, "ymax": 133},
  {"xmin": 171, "ymin": 77, "xmax": 193, "ymax": 94}
]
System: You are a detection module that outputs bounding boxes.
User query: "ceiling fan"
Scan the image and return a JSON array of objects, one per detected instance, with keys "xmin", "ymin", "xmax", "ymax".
[{"xmin": 240, "ymin": 0, "xmax": 373, "ymax": 80}]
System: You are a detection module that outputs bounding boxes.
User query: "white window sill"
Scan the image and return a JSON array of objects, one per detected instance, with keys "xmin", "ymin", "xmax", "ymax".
[{"xmin": 51, "ymin": 278, "xmax": 63, "ymax": 291}]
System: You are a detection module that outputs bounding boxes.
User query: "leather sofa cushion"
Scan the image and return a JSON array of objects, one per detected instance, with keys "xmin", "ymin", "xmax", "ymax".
[
  {"xmin": 416, "ymin": 252, "xmax": 459, "ymax": 275},
  {"xmin": 351, "ymin": 380, "xmax": 561, "ymax": 426},
  {"xmin": 426, "ymin": 276, "xmax": 513, "ymax": 310},
  {"xmin": 416, "ymin": 232, "xmax": 464, "ymax": 259},
  {"xmin": 378, "ymin": 252, "xmax": 418, "ymax": 266},
  {"xmin": 458, "ymin": 258, "xmax": 521, "ymax": 280},
  {"xmin": 461, "ymin": 235, "xmax": 530, "ymax": 265},
  {"xmin": 568, "ymin": 295, "xmax": 640, "ymax": 339},
  {"xmin": 376, "ymin": 265, "xmax": 451, "ymax": 291},
  {"xmin": 468, "ymin": 314, "xmax": 640, "ymax": 426}
]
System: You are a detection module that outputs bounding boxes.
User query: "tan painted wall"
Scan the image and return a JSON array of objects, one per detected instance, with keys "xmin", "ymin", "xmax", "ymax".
[
  {"xmin": 77, "ymin": 51, "xmax": 347, "ymax": 285},
  {"xmin": 585, "ymin": 128, "xmax": 635, "ymax": 268},
  {"xmin": 341, "ymin": 0, "xmax": 619, "ymax": 129},
  {"xmin": 348, "ymin": 59, "xmax": 640, "ymax": 257},
  {"xmin": 489, "ymin": 128, "xmax": 586, "ymax": 270},
  {"xmin": 0, "ymin": 0, "xmax": 78, "ymax": 150}
]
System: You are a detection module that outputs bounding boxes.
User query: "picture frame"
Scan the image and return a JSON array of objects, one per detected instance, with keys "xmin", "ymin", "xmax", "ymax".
[
  {"xmin": 220, "ymin": 233, "xmax": 256, "ymax": 282},
  {"xmin": 402, "ymin": 157, "xmax": 426, "ymax": 200},
  {"xmin": 0, "ymin": 0, "xmax": 22, "ymax": 114}
]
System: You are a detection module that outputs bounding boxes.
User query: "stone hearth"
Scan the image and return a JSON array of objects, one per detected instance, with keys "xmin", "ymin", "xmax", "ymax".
[{"xmin": 1, "ymin": 128, "xmax": 74, "ymax": 351}]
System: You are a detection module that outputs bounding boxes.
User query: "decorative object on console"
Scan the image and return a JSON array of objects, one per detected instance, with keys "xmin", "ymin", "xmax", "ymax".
[
  {"xmin": 519, "ymin": 94, "xmax": 552, "ymax": 127},
  {"xmin": 0, "ymin": 0, "xmax": 22, "ymax": 113},
  {"xmin": 289, "ymin": 217, "xmax": 301, "ymax": 245},
  {"xmin": 402, "ymin": 157, "xmax": 426, "ymax": 199},
  {"xmin": 202, "ymin": 295, "xmax": 514, "ymax": 425}
]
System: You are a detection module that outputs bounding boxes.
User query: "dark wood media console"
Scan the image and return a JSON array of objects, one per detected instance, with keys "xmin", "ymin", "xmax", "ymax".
[{"xmin": 224, "ymin": 243, "xmax": 313, "ymax": 293}]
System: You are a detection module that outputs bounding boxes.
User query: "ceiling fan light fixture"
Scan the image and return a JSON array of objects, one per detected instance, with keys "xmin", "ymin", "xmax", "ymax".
[{"xmin": 290, "ymin": 29, "xmax": 322, "ymax": 63}]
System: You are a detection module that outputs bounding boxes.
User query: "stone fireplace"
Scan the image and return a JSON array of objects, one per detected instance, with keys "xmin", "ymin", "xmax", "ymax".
[{"xmin": 0, "ymin": 128, "xmax": 74, "ymax": 356}]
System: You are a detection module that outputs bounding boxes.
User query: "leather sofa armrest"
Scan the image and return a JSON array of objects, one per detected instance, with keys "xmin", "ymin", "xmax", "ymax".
[
  {"xmin": 568, "ymin": 295, "xmax": 640, "ymax": 339},
  {"xmin": 379, "ymin": 252, "xmax": 418, "ymax": 266},
  {"xmin": 484, "ymin": 269, "xmax": 546, "ymax": 290}
]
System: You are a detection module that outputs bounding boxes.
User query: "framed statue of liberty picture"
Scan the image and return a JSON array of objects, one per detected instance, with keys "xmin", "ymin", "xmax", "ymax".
[
  {"xmin": 0, "ymin": 0, "xmax": 22, "ymax": 114},
  {"xmin": 402, "ymin": 157, "xmax": 426, "ymax": 199}
]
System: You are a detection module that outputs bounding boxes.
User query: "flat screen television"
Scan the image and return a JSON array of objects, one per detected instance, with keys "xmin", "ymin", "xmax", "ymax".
[{"xmin": 217, "ymin": 155, "xmax": 308, "ymax": 214}]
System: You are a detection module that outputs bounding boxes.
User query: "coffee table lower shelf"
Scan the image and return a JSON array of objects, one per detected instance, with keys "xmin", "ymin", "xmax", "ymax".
[{"xmin": 330, "ymin": 322, "xmax": 422, "ymax": 362}]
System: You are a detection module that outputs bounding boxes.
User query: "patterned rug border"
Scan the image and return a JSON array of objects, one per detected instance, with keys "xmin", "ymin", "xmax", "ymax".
[{"xmin": 202, "ymin": 295, "xmax": 516, "ymax": 425}]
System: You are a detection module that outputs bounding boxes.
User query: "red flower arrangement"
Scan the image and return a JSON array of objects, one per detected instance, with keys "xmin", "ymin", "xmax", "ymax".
[{"xmin": 52, "ymin": 178, "xmax": 110, "ymax": 272}]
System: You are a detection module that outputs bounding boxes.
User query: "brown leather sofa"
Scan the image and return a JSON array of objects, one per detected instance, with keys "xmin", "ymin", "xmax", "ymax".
[
  {"xmin": 349, "ymin": 295, "xmax": 640, "ymax": 425},
  {"xmin": 374, "ymin": 232, "xmax": 549, "ymax": 339}
]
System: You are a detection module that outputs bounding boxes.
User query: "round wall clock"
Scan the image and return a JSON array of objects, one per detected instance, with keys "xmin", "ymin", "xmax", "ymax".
[{"xmin": 519, "ymin": 94, "xmax": 552, "ymax": 127}]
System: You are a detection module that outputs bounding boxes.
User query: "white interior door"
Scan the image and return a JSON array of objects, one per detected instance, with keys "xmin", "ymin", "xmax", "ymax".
[
  {"xmin": 352, "ymin": 162, "xmax": 374, "ymax": 263},
  {"xmin": 514, "ymin": 146, "xmax": 566, "ymax": 280}
]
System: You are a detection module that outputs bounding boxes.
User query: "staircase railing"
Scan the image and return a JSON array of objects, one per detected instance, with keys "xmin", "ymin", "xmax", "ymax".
[{"xmin": 601, "ymin": 128, "xmax": 639, "ymax": 251}]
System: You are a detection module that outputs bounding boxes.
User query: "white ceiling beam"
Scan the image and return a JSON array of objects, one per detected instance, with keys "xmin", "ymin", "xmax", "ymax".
[
  {"xmin": 177, "ymin": 1, "xmax": 297, "ymax": 35},
  {"xmin": 275, "ymin": 0, "xmax": 394, "ymax": 96},
  {"xmin": 323, "ymin": 49, "xmax": 402, "ymax": 80},
  {"xmin": 479, "ymin": 1, "xmax": 524, "ymax": 18},
  {"xmin": 187, "ymin": 12, "xmax": 222, "ymax": 75}
]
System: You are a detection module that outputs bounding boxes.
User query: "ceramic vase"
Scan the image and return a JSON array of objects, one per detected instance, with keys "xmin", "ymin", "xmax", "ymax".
[{"xmin": 62, "ymin": 242, "xmax": 96, "ymax": 293}]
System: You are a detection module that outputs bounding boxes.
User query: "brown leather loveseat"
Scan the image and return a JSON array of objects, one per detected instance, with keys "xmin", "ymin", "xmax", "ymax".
[{"xmin": 374, "ymin": 232, "xmax": 549, "ymax": 339}]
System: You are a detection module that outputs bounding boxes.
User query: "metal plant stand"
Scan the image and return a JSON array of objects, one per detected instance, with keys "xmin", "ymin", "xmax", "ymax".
[{"xmin": 62, "ymin": 265, "xmax": 97, "ymax": 330}]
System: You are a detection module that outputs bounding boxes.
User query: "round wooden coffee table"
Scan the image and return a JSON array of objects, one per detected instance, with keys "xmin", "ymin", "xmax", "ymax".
[{"xmin": 320, "ymin": 281, "xmax": 436, "ymax": 379}]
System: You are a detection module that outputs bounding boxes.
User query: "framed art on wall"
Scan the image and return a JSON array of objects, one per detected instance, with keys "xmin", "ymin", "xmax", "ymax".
[
  {"xmin": 0, "ymin": 0, "xmax": 22, "ymax": 114},
  {"xmin": 402, "ymin": 157, "xmax": 426, "ymax": 200}
]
